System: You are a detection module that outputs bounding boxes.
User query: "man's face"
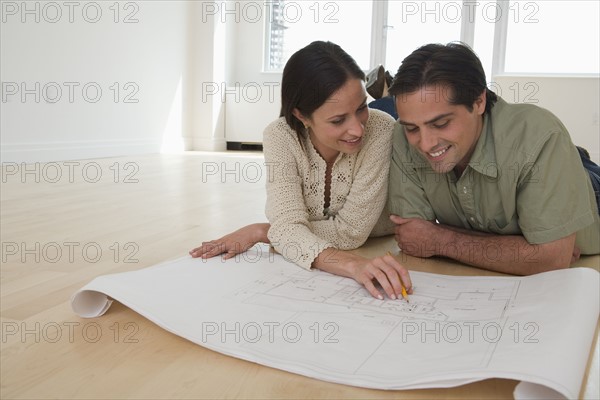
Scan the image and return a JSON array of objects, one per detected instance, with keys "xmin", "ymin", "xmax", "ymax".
[{"xmin": 395, "ymin": 85, "xmax": 486, "ymax": 175}]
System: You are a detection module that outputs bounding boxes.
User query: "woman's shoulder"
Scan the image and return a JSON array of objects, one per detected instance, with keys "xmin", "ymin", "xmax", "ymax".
[
  {"xmin": 262, "ymin": 117, "xmax": 305, "ymax": 161},
  {"xmin": 263, "ymin": 117, "xmax": 299, "ymax": 143},
  {"xmin": 363, "ymin": 108, "xmax": 395, "ymax": 148},
  {"xmin": 366, "ymin": 108, "xmax": 396, "ymax": 136}
]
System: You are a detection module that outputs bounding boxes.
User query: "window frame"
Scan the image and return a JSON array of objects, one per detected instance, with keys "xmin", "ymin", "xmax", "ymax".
[{"xmin": 263, "ymin": 0, "xmax": 598, "ymax": 77}]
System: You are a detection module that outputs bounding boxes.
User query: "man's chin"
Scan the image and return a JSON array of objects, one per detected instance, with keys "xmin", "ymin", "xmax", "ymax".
[{"xmin": 429, "ymin": 161, "xmax": 455, "ymax": 174}]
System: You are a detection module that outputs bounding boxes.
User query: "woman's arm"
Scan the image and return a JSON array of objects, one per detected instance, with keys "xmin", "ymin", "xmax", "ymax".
[
  {"xmin": 263, "ymin": 119, "xmax": 339, "ymax": 269},
  {"xmin": 189, "ymin": 223, "xmax": 270, "ymax": 259}
]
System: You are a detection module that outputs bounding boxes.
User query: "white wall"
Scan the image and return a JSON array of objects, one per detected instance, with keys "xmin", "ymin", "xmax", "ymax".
[
  {"xmin": 222, "ymin": 10, "xmax": 282, "ymax": 144},
  {"xmin": 0, "ymin": 2, "xmax": 177, "ymax": 161},
  {"xmin": 230, "ymin": 8, "xmax": 279, "ymax": 86},
  {"xmin": 493, "ymin": 76, "xmax": 600, "ymax": 163},
  {"xmin": 0, "ymin": 1, "xmax": 230, "ymax": 162}
]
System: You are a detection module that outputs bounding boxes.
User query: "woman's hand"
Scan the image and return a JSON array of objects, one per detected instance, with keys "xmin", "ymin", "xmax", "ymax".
[
  {"xmin": 314, "ymin": 249, "xmax": 412, "ymax": 300},
  {"xmin": 189, "ymin": 223, "xmax": 270, "ymax": 260},
  {"xmin": 350, "ymin": 253, "xmax": 413, "ymax": 300}
]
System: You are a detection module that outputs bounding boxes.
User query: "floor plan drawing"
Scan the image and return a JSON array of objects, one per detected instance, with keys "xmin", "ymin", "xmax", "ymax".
[{"xmin": 227, "ymin": 268, "xmax": 520, "ymax": 323}]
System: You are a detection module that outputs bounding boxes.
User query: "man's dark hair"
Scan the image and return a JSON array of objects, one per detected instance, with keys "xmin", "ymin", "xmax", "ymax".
[
  {"xmin": 280, "ymin": 41, "xmax": 365, "ymax": 136},
  {"xmin": 389, "ymin": 42, "xmax": 497, "ymax": 114}
]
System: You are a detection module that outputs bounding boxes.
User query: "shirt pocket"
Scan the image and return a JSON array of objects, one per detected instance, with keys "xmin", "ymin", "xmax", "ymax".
[
  {"xmin": 486, "ymin": 215, "xmax": 520, "ymax": 235},
  {"xmin": 479, "ymin": 187, "xmax": 520, "ymax": 235}
]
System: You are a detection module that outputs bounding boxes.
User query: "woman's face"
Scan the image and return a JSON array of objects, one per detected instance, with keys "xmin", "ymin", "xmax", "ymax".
[{"xmin": 294, "ymin": 78, "xmax": 369, "ymax": 163}]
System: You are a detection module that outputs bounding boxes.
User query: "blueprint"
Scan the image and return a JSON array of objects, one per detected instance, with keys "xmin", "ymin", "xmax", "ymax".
[
  {"xmin": 227, "ymin": 267, "xmax": 518, "ymax": 322},
  {"xmin": 71, "ymin": 245, "xmax": 599, "ymax": 399}
]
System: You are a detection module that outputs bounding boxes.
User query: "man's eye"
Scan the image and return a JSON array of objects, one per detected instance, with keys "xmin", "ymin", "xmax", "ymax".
[
  {"xmin": 433, "ymin": 121, "xmax": 449, "ymax": 129},
  {"xmin": 405, "ymin": 126, "xmax": 418, "ymax": 133}
]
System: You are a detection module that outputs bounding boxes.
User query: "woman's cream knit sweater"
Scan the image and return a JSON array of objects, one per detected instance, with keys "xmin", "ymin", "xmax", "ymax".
[{"xmin": 263, "ymin": 109, "xmax": 396, "ymax": 269}]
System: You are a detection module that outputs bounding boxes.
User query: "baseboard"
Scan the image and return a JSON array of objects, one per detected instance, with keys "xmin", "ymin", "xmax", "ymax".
[{"xmin": 226, "ymin": 142, "xmax": 263, "ymax": 151}]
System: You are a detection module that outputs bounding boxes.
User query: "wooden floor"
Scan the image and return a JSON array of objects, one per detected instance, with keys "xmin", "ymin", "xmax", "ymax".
[{"xmin": 1, "ymin": 152, "xmax": 598, "ymax": 399}]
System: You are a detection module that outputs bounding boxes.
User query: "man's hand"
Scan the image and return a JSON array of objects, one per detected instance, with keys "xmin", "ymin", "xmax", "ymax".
[{"xmin": 390, "ymin": 215, "xmax": 439, "ymax": 258}]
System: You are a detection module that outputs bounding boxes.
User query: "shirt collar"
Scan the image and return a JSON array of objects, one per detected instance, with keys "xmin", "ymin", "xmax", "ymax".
[{"xmin": 467, "ymin": 112, "xmax": 498, "ymax": 178}]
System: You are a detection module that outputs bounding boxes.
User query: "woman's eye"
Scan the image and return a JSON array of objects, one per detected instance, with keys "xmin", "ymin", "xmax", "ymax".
[{"xmin": 331, "ymin": 119, "xmax": 344, "ymax": 125}]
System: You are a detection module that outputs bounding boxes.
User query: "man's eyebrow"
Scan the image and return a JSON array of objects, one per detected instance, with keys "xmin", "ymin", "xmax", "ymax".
[
  {"xmin": 398, "ymin": 120, "xmax": 415, "ymax": 126},
  {"xmin": 399, "ymin": 113, "xmax": 454, "ymax": 126}
]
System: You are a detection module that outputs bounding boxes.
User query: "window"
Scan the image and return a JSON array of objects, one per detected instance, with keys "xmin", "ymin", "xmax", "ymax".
[
  {"xmin": 472, "ymin": 0, "xmax": 498, "ymax": 82},
  {"xmin": 384, "ymin": 1, "xmax": 462, "ymax": 74},
  {"xmin": 264, "ymin": 1, "xmax": 372, "ymax": 71},
  {"xmin": 264, "ymin": 0, "xmax": 600, "ymax": 76},
  {"xmin": 504, "ymin": 0, "xmax": 599, "ymax": 74}
]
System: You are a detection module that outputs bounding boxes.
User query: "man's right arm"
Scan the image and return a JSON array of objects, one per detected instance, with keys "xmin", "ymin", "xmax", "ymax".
[{"xmin": 391, "ymin": 216, "xmax": 577, "ymax": 275}]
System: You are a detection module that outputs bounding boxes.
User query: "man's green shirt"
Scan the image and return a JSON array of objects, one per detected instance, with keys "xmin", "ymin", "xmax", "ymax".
[{"xmin": 389, "ymin": 97, "xmax": 600, "ymax": 255}]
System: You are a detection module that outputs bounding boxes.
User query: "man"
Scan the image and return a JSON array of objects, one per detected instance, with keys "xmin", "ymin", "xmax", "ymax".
[{"xmin": 387, "ymin": 43, "xmax": 599, "ymax": 275}]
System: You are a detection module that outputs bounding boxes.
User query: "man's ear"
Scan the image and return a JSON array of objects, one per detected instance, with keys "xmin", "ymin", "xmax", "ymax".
[
  {"xmin": 474, "ymin": 89, "xmax": 487, "ymax": 115},
  {"xmin": 292, "ymin": 108, "xmax": 309, "ymax": 127}
]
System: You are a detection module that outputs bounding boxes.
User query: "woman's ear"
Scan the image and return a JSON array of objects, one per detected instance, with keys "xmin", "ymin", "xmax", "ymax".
[{"xmin": 292, "ymin": 108, "xmax": 309, "ymax": 127}]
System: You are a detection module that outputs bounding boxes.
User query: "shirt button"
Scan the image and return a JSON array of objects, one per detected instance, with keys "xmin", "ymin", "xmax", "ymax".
[
  {"xmin": 463, "ymin": 186, "xmax": 468, "ymax": 194},
  {"xmin": 470, "ymin": 216, "xmax": 475, "ymax": 222}
]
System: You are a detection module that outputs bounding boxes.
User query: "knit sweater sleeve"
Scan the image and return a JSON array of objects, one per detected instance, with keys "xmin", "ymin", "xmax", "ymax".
[{"xmin": 263, "ymin": 118, "xmax": 335, "ymax": 270}]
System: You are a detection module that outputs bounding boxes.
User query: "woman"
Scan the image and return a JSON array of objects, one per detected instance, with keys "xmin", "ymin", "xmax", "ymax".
[{"xmin": 190, "ymin": 41, "xmax": 412, "ymax": 300}]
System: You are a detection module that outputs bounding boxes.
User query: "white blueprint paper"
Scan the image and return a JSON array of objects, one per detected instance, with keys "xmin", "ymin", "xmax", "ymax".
[{"xmin": 71, "ymin": 246, "xmax": 599, "ymax": 399}]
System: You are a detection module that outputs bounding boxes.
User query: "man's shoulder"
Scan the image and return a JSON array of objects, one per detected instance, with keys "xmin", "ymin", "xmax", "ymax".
[
  {"xmin": 493, "ymin": 98, "xmax": 567, "ymax": 138},
  {"xmin": 491, "ymin": 97, "xmax": 570, "ymax": 161}
]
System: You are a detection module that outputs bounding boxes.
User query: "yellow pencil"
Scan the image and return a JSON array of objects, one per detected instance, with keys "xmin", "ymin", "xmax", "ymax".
[{"xmin": 387, "ymin": 251, "xmax": 410, "ymax": 302}]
